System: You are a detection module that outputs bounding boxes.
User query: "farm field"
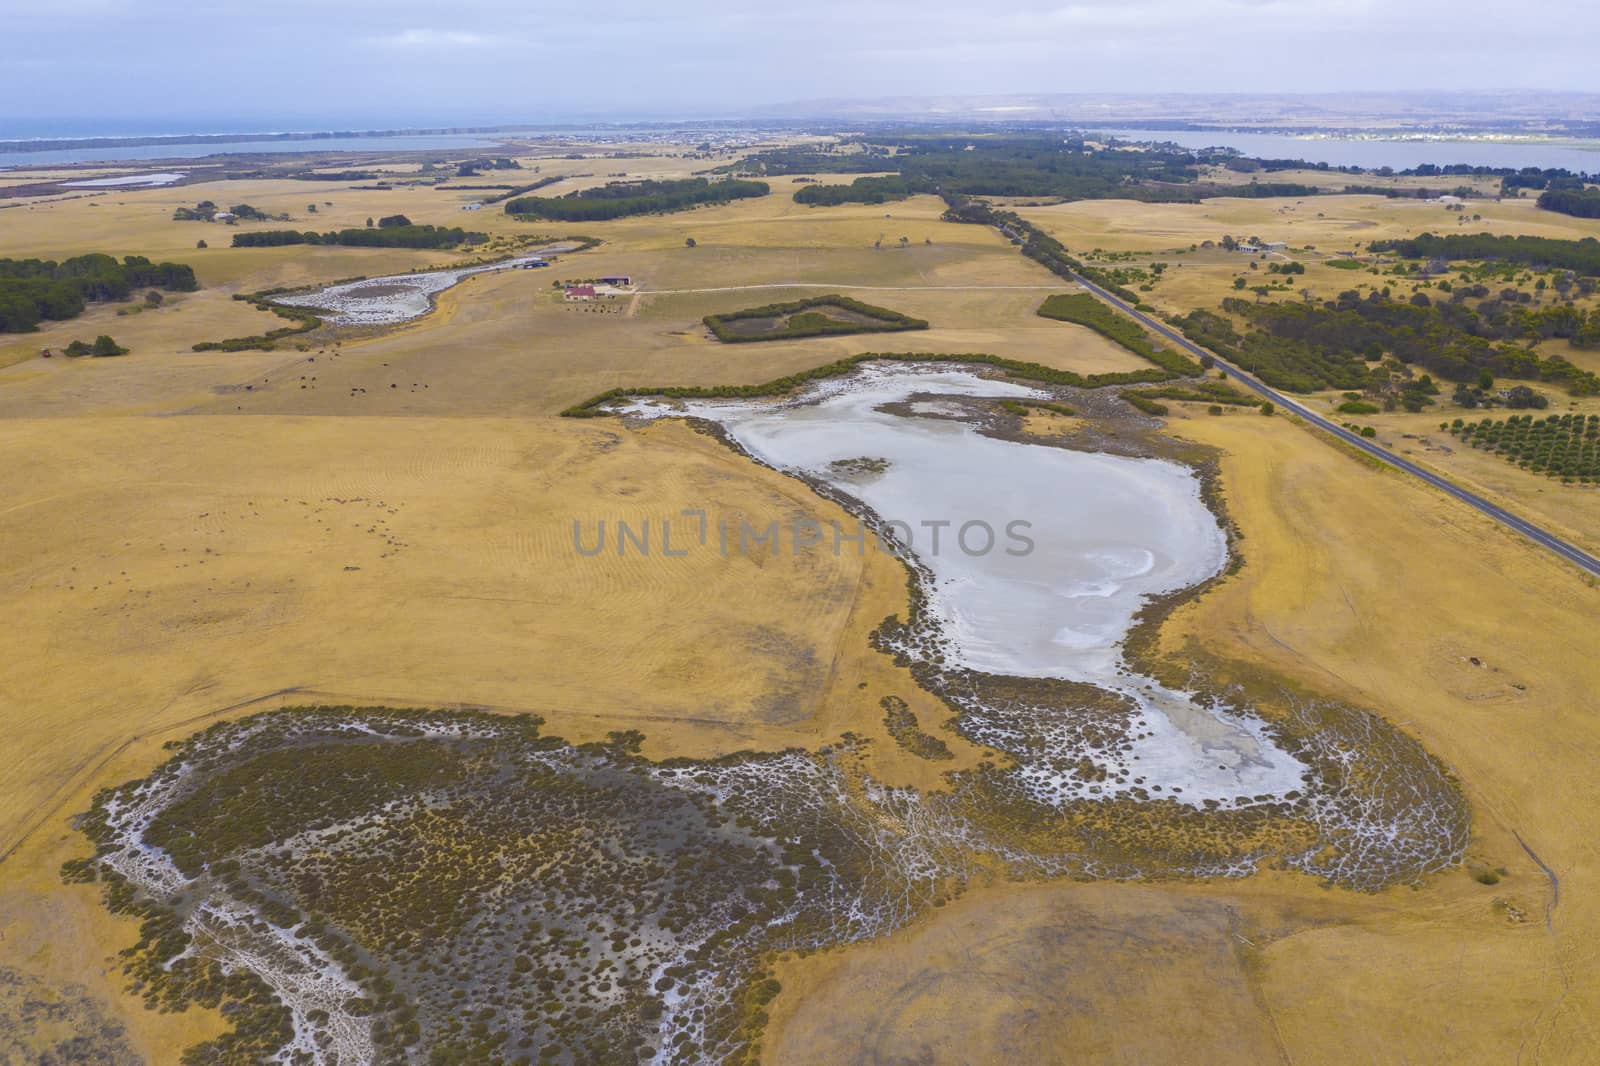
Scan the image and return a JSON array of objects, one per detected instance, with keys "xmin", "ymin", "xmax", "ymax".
[{"xmin": 3, "ymin": 130, "xmax": 1599, "ymax": 1064}]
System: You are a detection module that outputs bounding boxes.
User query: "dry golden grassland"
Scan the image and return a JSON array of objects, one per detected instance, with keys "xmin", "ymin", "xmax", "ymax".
[
  {"xmin": 0, "ymin": 164, "xmax": 1066, "ymax": 1058},
  {"xmin": 1020, "ymin": 190, "xmax": 1600, "ymax": 257},
  {"xmin": 3, "ymin": 159, "xmax": 1599, "ymax": 1063}
]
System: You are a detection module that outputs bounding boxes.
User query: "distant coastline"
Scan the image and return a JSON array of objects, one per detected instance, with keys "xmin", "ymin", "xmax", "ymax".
[{"xmin": 0, "ymin": 126, "xmax": 520, "ymax": 154}]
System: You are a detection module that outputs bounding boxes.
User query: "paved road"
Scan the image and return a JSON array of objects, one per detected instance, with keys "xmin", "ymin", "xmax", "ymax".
[
  {"xmin": 1070, "ymin": 272, "xmax": 1600, "ymax": 579},
  {"xmin": 640, "ymin": 283, "xmax": 1062, "ymax": 295}
]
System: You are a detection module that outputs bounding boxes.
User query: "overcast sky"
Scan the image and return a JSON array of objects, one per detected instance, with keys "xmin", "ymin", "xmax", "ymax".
[{"xmin": 2, "ymin": 0, "xmax": 1597, "ymax": 132}]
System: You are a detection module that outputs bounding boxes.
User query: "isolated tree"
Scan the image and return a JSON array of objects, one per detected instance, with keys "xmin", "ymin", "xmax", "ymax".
[
  {"xmin": 684, "ymin": 237, "xmax": 697, "ymax": 248},
  {"xmin": 144, "ymin": 290, "xmax": 163, "ymax": 306},
  {"xmin": 899, "ymin": 236, "xmax": 909, "ymax": 248},
  {"xmin": 196, "ymin": 239, "xmax": 207, "ymax": 249},
  {"xmin": 91, "ymin": 335, "xmax": 125, "ymax": 356},
  {"xmin": 308, "ymin": 204, "xmax": 318, "ymax": 213},
  {"xmin": 366, "ymin": 217, "xmax": 375, "ymax": 228}
]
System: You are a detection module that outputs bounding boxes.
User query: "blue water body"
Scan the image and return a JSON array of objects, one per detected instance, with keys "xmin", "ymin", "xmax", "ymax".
[
  {"xmin": 0, "ymin": 131, "xmax": 517, "ymax": 168},
  {"xmin": 1100, "ymin": 128, "xmax": 1600, "ymax": 173}
]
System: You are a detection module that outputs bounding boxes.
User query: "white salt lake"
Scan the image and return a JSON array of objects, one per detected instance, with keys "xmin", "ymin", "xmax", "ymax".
[
  {"xmin": 624, "ymin": 363, "xmax": 1308, "ymax": 805},
  {"xmin": 273, "ymin": 242, "xmax": 575, "ymax": 325}
]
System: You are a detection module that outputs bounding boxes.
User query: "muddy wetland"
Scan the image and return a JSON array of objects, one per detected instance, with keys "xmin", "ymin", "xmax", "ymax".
[{"xmin": 68, "ymin": 362, "xmax": 1470, "ymax": 1065}]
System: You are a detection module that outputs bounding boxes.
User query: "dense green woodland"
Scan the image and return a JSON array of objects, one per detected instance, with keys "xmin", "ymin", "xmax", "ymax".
[
  {"xmin": 1171, "ymin": 292, "xmax": 1600, "ymax": 395},
  {"xmin": 231, "ymin": 225, "xmax": 485, "ymax": 249},
  {"xmin": 747, "ymin": 137, "xmax": 1326, "ymax": 206},
  {"xmin": 1372, "ymin": 232, "xmax": 1600, "ymax": 275},
  {"xmin": 0, "ymin": 254, "xmax": 198, "ymax": 332},
  {"xmin": 1536, "ymin": 187, "xmax": 1600, "ymax": 219},
  {"xmin": 505, "ymin": 178, "xmax": 768, "ymax": 221}
]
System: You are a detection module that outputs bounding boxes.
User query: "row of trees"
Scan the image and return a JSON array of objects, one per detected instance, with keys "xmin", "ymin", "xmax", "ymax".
[
  {"xmin": 1449, "ymin": 413, "xmax": 1600, "ymax": 483},
  {"xmin": 703, "ymin": 296, "xmax": 927, "ymax": 343},
  {"xmin": 1036, "ymin": 293, "xmax": 1200, "ymax": 376},
  {"xmin": 505, "ymin": 178, "xmax": 769, "ymax": 221},
  {"xmin": 231, "ymin": 225, "xmax": 485, "ymax": 249},
  {"xmin": 0, "ymin": 254, "xmax": 198, "ymax": 333}
]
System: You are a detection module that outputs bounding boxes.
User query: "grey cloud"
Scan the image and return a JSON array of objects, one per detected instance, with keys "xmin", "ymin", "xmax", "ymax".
[{"xmin": 1, "ymin": 0, "xmax": 1595, "ymax": 127}]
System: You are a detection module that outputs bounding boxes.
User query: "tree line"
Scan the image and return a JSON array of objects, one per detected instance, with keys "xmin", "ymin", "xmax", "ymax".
[
  {"xmin": 703, "ymin": 295, "xmax": 928, "ymax": 342},
  {"xmin": 505, "ymin": 178, "xmax": 768, "ymax": 221},
  {"xmin": 231, "ymin": 224, "xmax": 486, "ymax": 249},
  {"xmin": 1036, "ymin": 293, "xmax": 1200, "ymax": 376},
  {"xmin": 0, "ymin": 253, "xmax": 198, "ymax": 332}
]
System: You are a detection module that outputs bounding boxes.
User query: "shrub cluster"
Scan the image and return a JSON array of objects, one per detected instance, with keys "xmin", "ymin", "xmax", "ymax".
[{"xmin": 0, "ymin": 253, "xmax": 197, "ymax": 332}]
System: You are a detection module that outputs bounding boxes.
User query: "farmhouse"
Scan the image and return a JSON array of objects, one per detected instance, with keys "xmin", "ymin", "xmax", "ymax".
[{"xmin": 564, "ymin": 285, "xmax": 597, "ymax": 301}]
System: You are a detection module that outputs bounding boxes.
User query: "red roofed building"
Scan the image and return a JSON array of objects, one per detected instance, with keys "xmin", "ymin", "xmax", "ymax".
[{"xmin": 564, "ymin": 285, "xmax": 596, "ymax": 302}]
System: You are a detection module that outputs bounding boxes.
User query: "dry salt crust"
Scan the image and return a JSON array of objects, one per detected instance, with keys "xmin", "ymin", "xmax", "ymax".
[
  {"xmin": 274, "ymin": 243, "xmax": 577, "ymax": 326},
  {"xmin": 623, "ymin": 364, "xmax": 1308, "ymax": 808}
]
